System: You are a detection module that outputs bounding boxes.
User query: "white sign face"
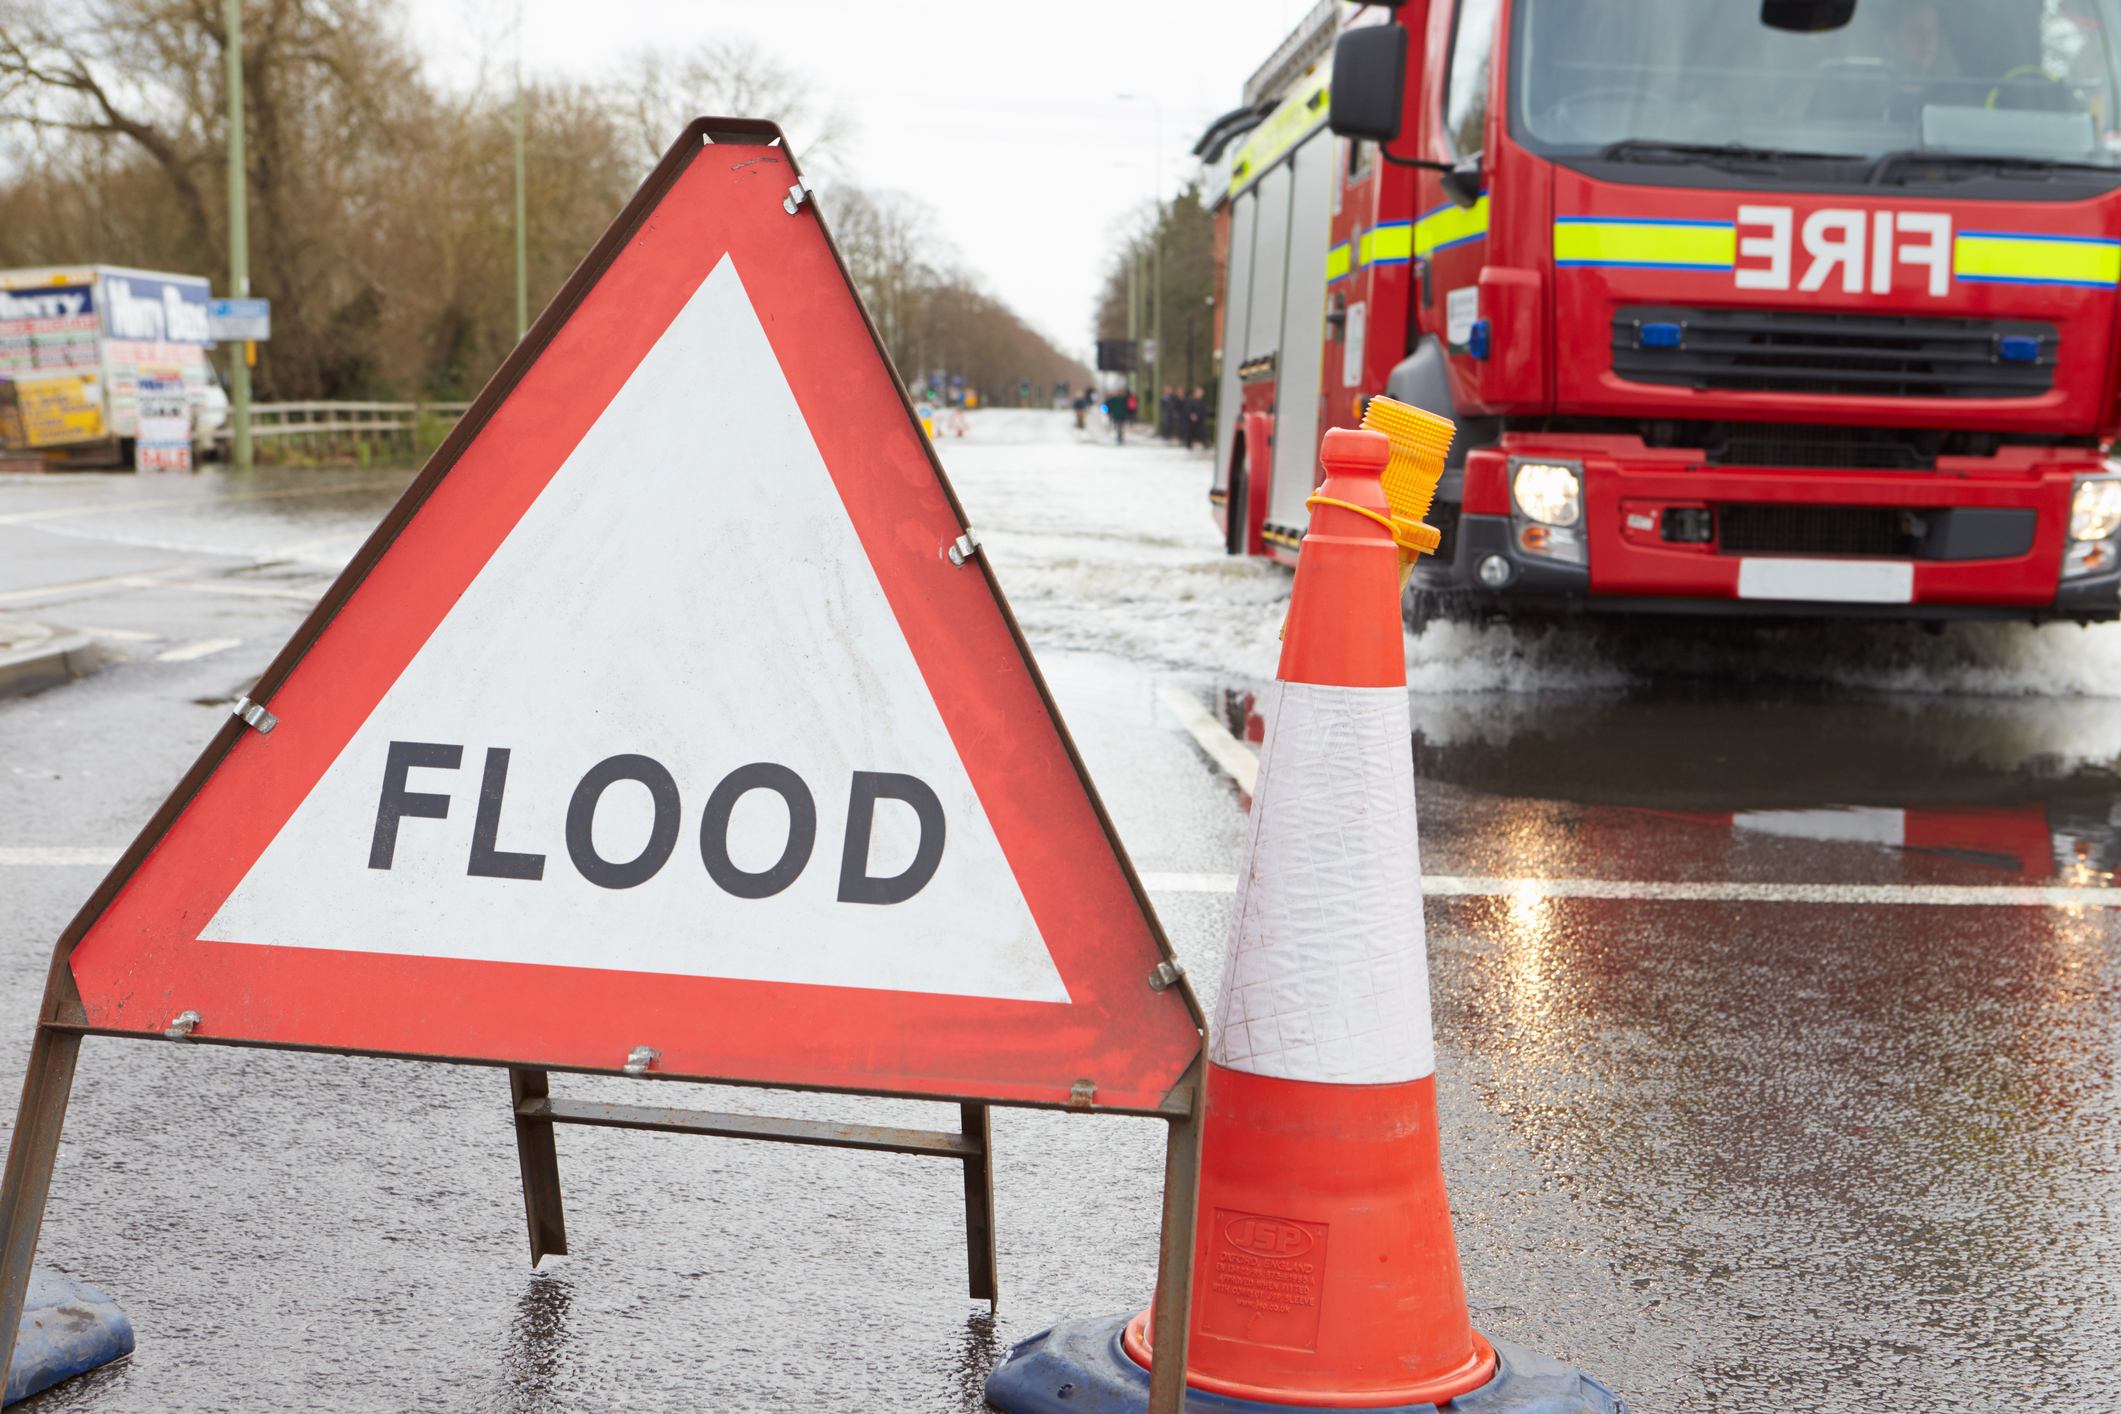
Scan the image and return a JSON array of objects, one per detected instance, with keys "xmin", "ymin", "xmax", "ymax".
[
  {"xmin": 1341, "ymin": 300, "xmax": 1366, "ymax": 388},
  {"xmin": 1446, "ymin": 285, "xmax": 1480, "ymax": 349},
  {"xmin": 208, "ymin": 299, "xmax": 271, "ymax": 342},
  {"xmin": 204, "ymin": 256, "xmax": 1070, "ymax": 1004},
  {"xmin": 133, "ymin": 376, "xmax": 192, "ymax": 472}
]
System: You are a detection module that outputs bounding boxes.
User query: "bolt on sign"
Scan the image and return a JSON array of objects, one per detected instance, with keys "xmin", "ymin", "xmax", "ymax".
[{"xmin": 0, "ymin": 118, "xmax": 1209, "ymax": 1412}]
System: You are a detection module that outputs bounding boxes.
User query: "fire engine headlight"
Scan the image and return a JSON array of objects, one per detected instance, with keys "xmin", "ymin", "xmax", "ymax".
[
  {"xmin": 2070, "ymin": 477, "xmax": 2121, "ymax": 542},
  {"xmin": 1512, "ymin": 462, "xmax": 1583, "ymax": 527}
]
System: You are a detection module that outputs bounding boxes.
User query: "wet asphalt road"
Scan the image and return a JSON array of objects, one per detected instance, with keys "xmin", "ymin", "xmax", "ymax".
[{"xmin": 1, "ymin": 416, "xmax": 2118, "ymax": 1412}]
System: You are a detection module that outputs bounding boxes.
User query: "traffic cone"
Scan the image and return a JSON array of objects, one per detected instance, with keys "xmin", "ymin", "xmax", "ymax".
[
  {"xmin": 986, "ymin": 425, "xmax": 1624, "ymax": 1414},
  {"xmin": 1119, "ymin": 424, "xmax": 1489, "ymax": 1404}
]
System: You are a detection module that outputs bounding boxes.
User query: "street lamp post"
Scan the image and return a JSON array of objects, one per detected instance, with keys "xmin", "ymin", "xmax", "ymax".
[
  {"xmin": 225, "ymin": 0, "xmax": 250, "ymax": 472},
  {"xmin": 514, "ymin": 3, "xmax": 528, "ymax": 341},
  {"xmin": 1118, "ymin": 94, "xmax": 1162, "ymax": 428}
]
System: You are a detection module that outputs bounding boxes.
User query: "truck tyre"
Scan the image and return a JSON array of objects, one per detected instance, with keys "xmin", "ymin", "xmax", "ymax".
[
  {"xmin": 117, "ymin": 437, "xmax": 136, "ymax": 470},
  {"xmin": 1225, "ymin": 446, "xmax": 1247, "ymax": 556}
]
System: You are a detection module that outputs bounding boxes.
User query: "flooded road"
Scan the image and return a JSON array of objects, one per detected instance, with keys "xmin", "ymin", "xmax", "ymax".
[{"xmin": 1, "ymin": 415, "xmax": 2117, "ymax": 1411}]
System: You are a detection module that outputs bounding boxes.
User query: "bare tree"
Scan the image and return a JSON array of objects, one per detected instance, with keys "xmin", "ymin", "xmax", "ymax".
[
  {"xmin": 0, "ymin": 5, "xmax": 1079, "ymax": 409},
  {"xmin": 609, "ymin": 39, "xmax": 853, "ymax": 177},
  {"xmin": 0, "ymin": 0, "xmax": 437, "ymax": 396},
  {"xmin": 825, "ymin": 181, "xmax": 1088, "ymax": 401}
]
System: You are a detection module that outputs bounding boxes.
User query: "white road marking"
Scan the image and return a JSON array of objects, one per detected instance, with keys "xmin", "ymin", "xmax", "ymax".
[
  {"xmin": 0, "ymin": 847, "xmax": 121, "ymax": 866},
  {"xmin": 170, "ymin": 580, "xmax": 325, "ymax": 603},
  {"xmin": 74, "ymin": 626, "xmax": 162, "ymax": 642},
  {"xmin": 1136, "ymin": 872, "xmax": 2120, "ymax": 908},
  {"xmin": 154, "ymin": 637, "xmax": 242, "ymax": 662},
  {"xmin": 0, "ymin": 571, "xmax": 180, "ymax": 605},
  {"xmin": 12, "ymin": 855, "xmax": 2114, "ymax": 908},
  {"xmin": 0, "ymin": 569, "xmax": 326, "ymax": 608},
  {"xmin": 266, "ymin": 531, "xmax": 368, "ymax": 557},
  {"xmin": 1156, "ymin": 685, "xmax": 1258, "ymax": 794}
]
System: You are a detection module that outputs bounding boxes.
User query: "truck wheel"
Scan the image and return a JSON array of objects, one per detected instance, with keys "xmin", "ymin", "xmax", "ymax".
[
  {"xmin": 1403, "ymin": 585, "xmax": 1467, "ymax": 636},
  {"xmin": 1225, "ymin": 456, "xmax": 1247, "ymax": 556},
  {"xmin": 118, "ymin": 437, "xmax": 136, "ymax": 470}
]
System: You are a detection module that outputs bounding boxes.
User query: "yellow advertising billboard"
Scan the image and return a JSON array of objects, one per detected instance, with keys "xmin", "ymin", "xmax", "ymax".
[{"xmin": 0, "ymin": 372, "xmax": 106, "ymax": 449}]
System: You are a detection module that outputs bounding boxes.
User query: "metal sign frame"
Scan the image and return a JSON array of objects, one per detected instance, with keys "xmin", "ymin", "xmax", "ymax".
[{"xmin": 0, "ymin": 118, "xmax": 1206, "ymax": 1414}]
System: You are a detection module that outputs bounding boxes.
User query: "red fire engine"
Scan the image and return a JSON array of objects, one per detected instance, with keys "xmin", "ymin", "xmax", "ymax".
[{"xmin": 1204, "ymin": 0, "xmax": 2121, "ymax": 624}]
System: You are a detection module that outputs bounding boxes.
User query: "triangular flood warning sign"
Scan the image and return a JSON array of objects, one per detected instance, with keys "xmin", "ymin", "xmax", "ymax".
[{"xmin": 61, "ymin": 121, "xmax": 1201, "ymax": 1113}]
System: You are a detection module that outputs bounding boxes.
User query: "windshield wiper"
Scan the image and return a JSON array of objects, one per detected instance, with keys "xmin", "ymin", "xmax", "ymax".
[
  {"xmin": 1866, "ymin": 148, "xmax": 2121, "ymax": 184},
  {"xmin": 1599, "ymin": 139, "xmax": 1862, "ymax": 167}
]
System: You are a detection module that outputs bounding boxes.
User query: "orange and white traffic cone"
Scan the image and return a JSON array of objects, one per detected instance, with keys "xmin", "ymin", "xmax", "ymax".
[
  {"xmin": 988, "ymin": 416, "xmax": 1623, "ymax": 1414},
  {"xmin": 1121, "ymin": 423, "xmax": 1486, "ymax": 1404}
]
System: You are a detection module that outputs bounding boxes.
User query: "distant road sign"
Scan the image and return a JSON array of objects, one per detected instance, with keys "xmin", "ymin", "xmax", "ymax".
[
  {"xmin": 207, "ymin": 298, "xmax": 270, "ymax": 342},
  {"xmin": 1097, "ymin": 338, "xmax": 1138, "ymax": 372},
  {"xmin": 60, "ymin": 144, "xmax": 1199, "ymax": 1113}
]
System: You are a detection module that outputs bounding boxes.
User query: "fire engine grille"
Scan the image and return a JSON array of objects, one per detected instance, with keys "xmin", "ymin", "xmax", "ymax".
[
  {"xmin": 1611, "ymin": 306, "xmax": 2057, "ymax": 399},
  {"xmin": 1709, "ymin": 504, "xmax": 2038, "ymax": 559},
  {"xmin": 1701, "ymin": 423, "xmax": 1931, "ymax": 470},
  {"xmin": 1719, "ymin": 504, "xmax": 1904, "ymax": 556}
]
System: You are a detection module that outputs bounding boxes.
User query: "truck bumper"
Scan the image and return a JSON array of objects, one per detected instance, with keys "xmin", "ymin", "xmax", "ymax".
[{"xmin": 1412, "ymin": 442, "xmax": 2121, "ymax": 624}]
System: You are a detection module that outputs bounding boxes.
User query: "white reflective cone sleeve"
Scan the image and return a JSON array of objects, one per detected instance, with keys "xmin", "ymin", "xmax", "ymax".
[{"xmin": 1210, "ymin": 682, "xmax": 1435, "ymax": 1085}]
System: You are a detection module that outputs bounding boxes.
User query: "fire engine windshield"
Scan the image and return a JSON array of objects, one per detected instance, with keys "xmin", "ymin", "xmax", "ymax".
[{"xmin": 1513, "ymin": 0, "xmax": 2121, "ymax": 168}]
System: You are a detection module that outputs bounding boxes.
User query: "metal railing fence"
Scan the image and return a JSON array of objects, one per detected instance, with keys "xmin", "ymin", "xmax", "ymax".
[{"xmin": 211, "ymin": 400, "xmax": 473, "ymax": 455}]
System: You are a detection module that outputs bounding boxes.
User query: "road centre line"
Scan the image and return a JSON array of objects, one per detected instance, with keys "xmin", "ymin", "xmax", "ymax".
[
  {"xmin": 8, "ymin": 852, "xmax": 2104, "ymax": 907},
  {"xmin": 4, "ymin": 852, "xmax": 2109, "ymax": 908},
  {"xmin": 1135, "ymin": 872, "xmax": 2120, "ymax": 907},
  {"xmin": 1156, "ymin": 685, "xmax": 1259, "ymax": 794}
]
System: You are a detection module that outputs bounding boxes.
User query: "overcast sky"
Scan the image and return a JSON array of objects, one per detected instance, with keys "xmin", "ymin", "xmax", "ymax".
[{"xmin": 410, "ymin": 0, "xmax": 1325, "ymax": 361}]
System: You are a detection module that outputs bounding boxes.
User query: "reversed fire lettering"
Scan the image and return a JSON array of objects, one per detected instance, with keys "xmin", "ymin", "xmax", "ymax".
[{"xmin": 1200, "ymin": 1208, "xmax": 1328, "ymax": 1351}]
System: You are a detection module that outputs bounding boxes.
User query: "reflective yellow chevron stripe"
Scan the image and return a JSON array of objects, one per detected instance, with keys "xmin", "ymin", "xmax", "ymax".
[
  {"xmin": 1229, "ymin": 65, "xmax": 1332, "ymax": 199},
  {"xmin": 1358, "ymin": 223, "xmax": 1413, "ymax": 266},
  {"xmin": 1553, "ymin": 217, "xmax": 1735, "ymax": 270},
  {"xmin": 1955, "ymin": 230, "xmax": 2121, "ymax": 288},
  {"xmin": 1413, "ymin": 195, "xmax": 1488, "ymax": 256},
  {"xmin": 1326, "ymin": 242, "xmax": 1351, "ymax": 281}
]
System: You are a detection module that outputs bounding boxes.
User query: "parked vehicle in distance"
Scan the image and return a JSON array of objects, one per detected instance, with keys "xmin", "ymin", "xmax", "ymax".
[
  {"xmin": 1206, "ymin": 0, "xmax": 2121, "ymax": 625},
  {"xmin": 0, "ymin": 265, "xmax": 217, "ymax": 469}
]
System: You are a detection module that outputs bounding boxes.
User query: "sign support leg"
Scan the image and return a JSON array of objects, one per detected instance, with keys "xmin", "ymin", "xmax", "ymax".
[
  {"xmin": 509, "ymin": 1069, "xmax": 568, "ymax": 1265},
  {"xmin": 1146, "ymin": 1060, "xmax": 1203, "ymax": 1414},
  {"xmin": 959, "ymin": 1102, "xmax": 997, "ymax": 1308},
  {"xmin": 0, "ymin": 1025, "xmax": 82, "ymax": 1387}
]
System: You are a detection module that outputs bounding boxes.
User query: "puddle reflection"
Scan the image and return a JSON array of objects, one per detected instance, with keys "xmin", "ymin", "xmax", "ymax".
[
  {"xmin": 949, "ymin": 1311, "xmax": 1003, "ymax": 1412},
  {"xmin": 496, "ymin": 1272, "xmax": 572, "ymax": 1413},
  {"xmin": 1220, "ymin": 686, "xmax": 2121, "ymax": 878}
]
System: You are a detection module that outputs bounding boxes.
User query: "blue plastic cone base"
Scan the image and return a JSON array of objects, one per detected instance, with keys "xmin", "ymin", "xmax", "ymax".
[
  {"xmin": 983, "ymin": 1313, "xmax": 1626, "ymax": 1414},
  {"xmin": 4, "ymin": 1269, "xmax": 135, "ymax": 1406}
]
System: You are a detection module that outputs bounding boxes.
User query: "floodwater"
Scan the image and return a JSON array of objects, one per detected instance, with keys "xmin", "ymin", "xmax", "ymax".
[{"xmin": 0, "ymin": 413, "xmax": 2115, "ymax": 1411}]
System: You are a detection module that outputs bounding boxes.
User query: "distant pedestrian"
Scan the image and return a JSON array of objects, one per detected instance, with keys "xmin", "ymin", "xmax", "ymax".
[
  {"xmin": 1106, "ymin": 388, "xmax": 1134, "ymax": 445},
  {"xmin": 1183, "ymin": 387, "xmax": 1207, "ymax": 449},
  {"xmin": 1072, "ymin": 388, "xmax": 1089, "ymax": 431},
  {"xmin": 1160, "ymin": 385, "xmax": 1178, "ymax": 441}
]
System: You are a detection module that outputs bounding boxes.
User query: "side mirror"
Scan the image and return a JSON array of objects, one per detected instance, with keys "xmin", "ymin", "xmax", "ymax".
[
  {"xmin": 1328, "ymin": 24, "xmax": 1408, "ymax": 143},
  {"xmin": 1439, "ymin": 155, "xmax": 1482, "ymax": 210},
  {"xmin": 1761, "ymin": 0, "xmax": 1855, "ymax": 33}
]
